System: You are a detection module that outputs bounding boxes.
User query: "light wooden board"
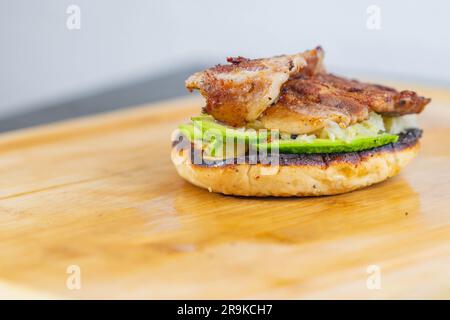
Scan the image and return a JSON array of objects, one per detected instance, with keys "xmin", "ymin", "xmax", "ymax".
[{"xmin": 0, "ymin": 83, "xmax": 450, "ymax": 299}]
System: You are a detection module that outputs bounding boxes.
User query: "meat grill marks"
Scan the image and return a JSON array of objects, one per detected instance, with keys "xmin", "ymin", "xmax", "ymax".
[
  {"xmin": 258, "ymin": 73, "xmax": 431, "ymax": 134},
  {"xmin": 307, "ymin": 73, "xmax": 430, "ymax": 116},
  {"xmin": 186, "ymin": 47, "xmax": 431, "ymax": 134},
  {"xmin": 185, "ymin": 47, "xmax": 324, "ymax": 127}
]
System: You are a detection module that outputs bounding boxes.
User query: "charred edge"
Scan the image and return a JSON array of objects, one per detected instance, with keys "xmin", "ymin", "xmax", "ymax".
[{"xmin": 173, "ymin": 128, "xmax": 422, "ymax": 168}]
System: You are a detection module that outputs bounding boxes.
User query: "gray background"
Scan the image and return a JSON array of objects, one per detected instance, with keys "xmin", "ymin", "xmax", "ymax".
[{"xmin": 0, "ymin": 0, "xmax": 449, "ymax": 128}]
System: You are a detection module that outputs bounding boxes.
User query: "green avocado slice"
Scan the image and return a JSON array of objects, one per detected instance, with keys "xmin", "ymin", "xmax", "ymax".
[
  {"xmin": 179, "ymin": 116, "xmax": 399, "ymax": 154},
  {"xmin": 257, "ymin": 134, "xmax": 398, "ymax": 154},
  {"xmin": 178, "ymin": 123, "xmax": 196, "ymax": 140},
  {"xmin": 190, "ymin": 115, "xmax": 267, "ymax": 143}
]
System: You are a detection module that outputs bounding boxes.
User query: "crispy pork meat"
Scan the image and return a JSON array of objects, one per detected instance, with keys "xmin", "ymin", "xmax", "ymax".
[
  {"xmin": 186, "ymin": 47, "xmax": 325, "ymax": 127},
  {"xmin": 258, "ymin": 73, "xmax": 431, "ymax": 134},
  {"xmin": 186, "ymin": 47, "xmax": 431, "ymax": 134}
]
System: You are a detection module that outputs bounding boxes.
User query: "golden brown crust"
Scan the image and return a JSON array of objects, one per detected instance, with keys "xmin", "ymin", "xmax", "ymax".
[
  {"xmin": 258, "ymin": 73, "xmax": 431, "ymax": 134},
  {"xmin": 185, "ymin": 47, "xmax": 324, "ymax": 127},
  {"xmin": 308, "ymin": 73, "xmax": 430, "ymax": 115},
  {"xmin": 259, "ymin": 73, "xmax": 369, "ymax": 133},
  {"xmin": 171, "ymin": 141, "xmax": 420, "ymax": 197},
  {"xmin": 186, "ymin": 47, "xmax": 431, "ymax": 134}
]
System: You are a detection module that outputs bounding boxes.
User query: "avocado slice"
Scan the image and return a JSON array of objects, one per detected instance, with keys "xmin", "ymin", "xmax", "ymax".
[
  {"xmin": 257, "ymin": 134, "xmax": 398, "ymax": 154},
  {"xmin": 178, "ymin": 123, "xmax": 197, "ymax": 140},
  {"xmin": 190, "ymin": 115, "xmax": 267, "ymax": 143},
  {"xmin": 179, "ymin": 116, "xmax": 399, "ymax": 154}
]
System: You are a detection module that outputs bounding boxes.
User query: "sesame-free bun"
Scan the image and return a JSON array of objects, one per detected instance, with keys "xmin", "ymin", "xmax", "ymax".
[{"xmin": 171, "ymin": 138, "xmax": 420, "ymax": 197}]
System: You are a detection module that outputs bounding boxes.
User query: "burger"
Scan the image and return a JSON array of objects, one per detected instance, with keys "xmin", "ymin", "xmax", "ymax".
[{"xmin": 171, "ymin": 47, "xmax": 431, "ymax": 197}]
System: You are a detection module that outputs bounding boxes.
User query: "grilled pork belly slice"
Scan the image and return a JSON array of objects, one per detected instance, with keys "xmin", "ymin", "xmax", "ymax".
[
  {"xmin": 186, "ymin": 47, "xmax": 324, "ymax": 127},
  {"xmin": 186, "ymin": 47, "xmax": 431, "ymax": 134},
  {"xmin": 257, "ymin": 73, "xmax": 431, "ymax": 134}
]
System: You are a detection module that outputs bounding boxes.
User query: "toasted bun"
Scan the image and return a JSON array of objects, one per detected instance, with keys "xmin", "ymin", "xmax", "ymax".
[{"xmin": 171, "ymin": 140, "xmax": 420, "ymax": 197}]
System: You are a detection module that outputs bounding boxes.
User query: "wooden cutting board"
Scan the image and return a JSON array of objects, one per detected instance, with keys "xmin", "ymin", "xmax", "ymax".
[{"xmin": 0, "ymin": 83, "xmax": 449, "ymax": 299}]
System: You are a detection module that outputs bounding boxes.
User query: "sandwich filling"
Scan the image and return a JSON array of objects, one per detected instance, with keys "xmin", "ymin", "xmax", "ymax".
[{"xmin": 180, "ymin": 47, "xmax": 430, "ymax": 161}]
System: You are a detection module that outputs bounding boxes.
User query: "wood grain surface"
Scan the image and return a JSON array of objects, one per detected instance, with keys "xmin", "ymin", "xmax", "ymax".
[{"xmin": 0, "ymin": 83, "xmax": 449, "ymax": 299}]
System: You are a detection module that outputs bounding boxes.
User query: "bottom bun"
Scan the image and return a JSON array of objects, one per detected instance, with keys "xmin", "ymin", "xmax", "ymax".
[{"xmin": 171, "ymin": 130, "xmax": 421, "ymax": 197}]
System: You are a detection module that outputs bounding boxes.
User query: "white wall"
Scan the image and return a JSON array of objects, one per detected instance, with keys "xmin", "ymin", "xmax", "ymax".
[{"xmin": 1, "ymin": 0, "xmax": 449, "ymax": 116}]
